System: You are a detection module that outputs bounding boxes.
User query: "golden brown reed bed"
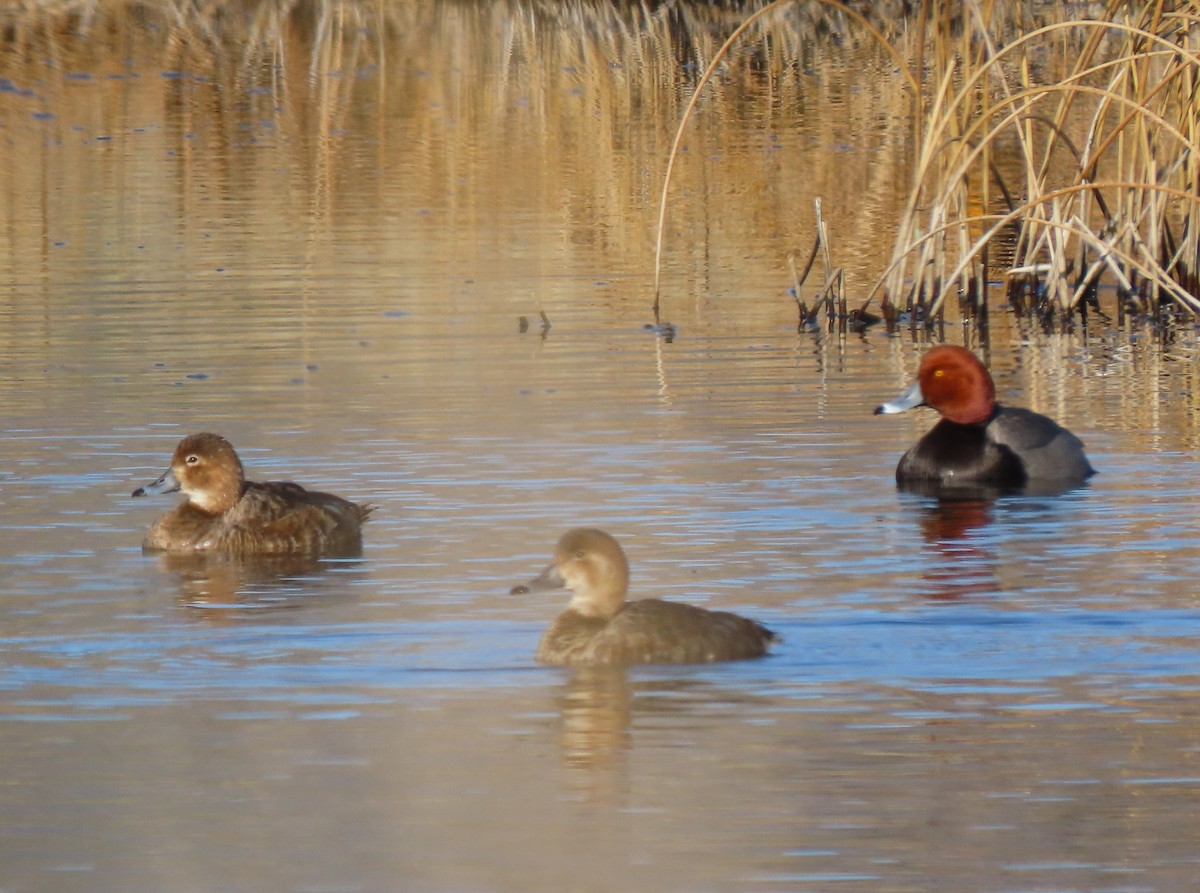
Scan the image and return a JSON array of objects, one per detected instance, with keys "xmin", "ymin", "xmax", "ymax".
[
  {"xmin": 646, "ymin": 1, "xmax": 1200, "ymax": 332},
  {"xmin": 877, "ymin": 1, "xmax": 1200, "ymax": 331},
  {"xmin": 6, "ymin": 1, "xmax": 1198, "ymax": 333}
]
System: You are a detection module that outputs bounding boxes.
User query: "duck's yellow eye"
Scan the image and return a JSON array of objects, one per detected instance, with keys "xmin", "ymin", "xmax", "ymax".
[{"xmin": 933, "ymin": 369, "xmax": 944, "ymax": 378}]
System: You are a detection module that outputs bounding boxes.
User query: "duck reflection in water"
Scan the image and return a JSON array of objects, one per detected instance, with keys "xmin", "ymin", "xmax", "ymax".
[
  {"xmin": 552, "ymin": 669, "xmax": 779, "ymax": 804},
  {"xmin": 556, "ymin": 667, "xmax": 634, "ymax": 784},
  {"xmin": 875, "ymin": 345, "xmax": 1095, "ymax": 497},
  {"xmin": 153, "ymin": 550, "xmax": 362, "ymax": 618},
  {"xmin": 912, "ymin": 496, "xmax": 1000, "ymax": 601},
  {"xmin": 511, "ymin": 528, "xmax": 777, "ymax": 666},
  {"xmin": 132, "ymin": 432, "xmax": 374, "ymax": 556}
]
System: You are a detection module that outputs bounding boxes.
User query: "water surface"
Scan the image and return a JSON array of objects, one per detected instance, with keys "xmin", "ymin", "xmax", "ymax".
[{"xmin": 2, "ymin": 5, "xmax": 1200, "ymax": 892}]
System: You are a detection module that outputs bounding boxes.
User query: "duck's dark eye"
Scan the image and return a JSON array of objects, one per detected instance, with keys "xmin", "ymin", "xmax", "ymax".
[
  {"xmin": 186, "ymin": 454, "xmax": 200, "ymax": 465},
  {"xmin": 574, "ymin": 549, "xmax": 585, "ymax": 559}
]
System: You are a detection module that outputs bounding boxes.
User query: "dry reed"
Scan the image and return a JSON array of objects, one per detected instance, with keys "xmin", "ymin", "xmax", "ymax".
[
  {"xmin": 16, "ymin": 0, "xmax": 1194, "ymax": 332},
  {"xmin": 870, "ymin": 1, "xmax": 1200, "ymax": 328},
  {"xmin": 647, "ymin": 0, "xmax": 1200, "ymax": 331}
]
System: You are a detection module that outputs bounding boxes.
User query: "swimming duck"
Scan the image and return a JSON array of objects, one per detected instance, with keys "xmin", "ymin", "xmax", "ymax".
[
  {"xmin": 132, "ymin": 432, "xmax": 373, "ymax": 555},
  {"xmin": 511, "ymin": 528, "xmax": 777, "ymax": 666},
  {"xmin": 874, "ymin": 345, "xmax": 1095, "ymax": 492}
]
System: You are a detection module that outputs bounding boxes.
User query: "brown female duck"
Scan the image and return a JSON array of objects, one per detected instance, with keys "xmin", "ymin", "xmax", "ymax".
[
  {"xmin": 512, "ymin": 528, "xmax": 777, "ymax": 666},
  {"xmin": 132, "ymin": 433, "xmax": 373, "ymax": 556}
]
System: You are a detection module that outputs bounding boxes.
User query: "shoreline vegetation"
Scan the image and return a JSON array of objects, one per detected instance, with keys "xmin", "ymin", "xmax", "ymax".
[
  {"xmin": 5, "ymin": 1, "xmax": 1200, "ymax": 334},
  {"xmin": 651, "ymin": 0, "xmax": 1200, "ymax": 334}
]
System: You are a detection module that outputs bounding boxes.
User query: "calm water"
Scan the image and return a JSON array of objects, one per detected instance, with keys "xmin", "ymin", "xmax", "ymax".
[{"xmin": 3, "ymin": 5, "xmax": 1200, "ymax": 892}]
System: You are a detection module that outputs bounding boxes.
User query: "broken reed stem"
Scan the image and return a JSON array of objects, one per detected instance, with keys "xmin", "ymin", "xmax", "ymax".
[{"xmin": 787, "ymin": 252, "xmax": 808, "ymax": 324}]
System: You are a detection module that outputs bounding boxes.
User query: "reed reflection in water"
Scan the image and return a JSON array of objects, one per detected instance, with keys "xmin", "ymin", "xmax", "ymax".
[{"xmin": 2, "ymin": 3, "xmax": 1200, "ymax": 892}]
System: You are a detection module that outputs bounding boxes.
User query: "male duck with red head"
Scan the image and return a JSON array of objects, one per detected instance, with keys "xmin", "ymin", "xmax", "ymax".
[{"xmin": 875, "ymin": 345, "xmax": 1095, "ymax": 493}]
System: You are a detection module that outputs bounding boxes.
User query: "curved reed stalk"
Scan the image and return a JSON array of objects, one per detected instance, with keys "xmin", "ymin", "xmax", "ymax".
[
  {"xmin": 888, "ymin": 72, "xmax": 1200, "ymax": 307},
  {"xmin": 870, "ymin": 181, "xmax": 1200, "ymax": 318},
  {"xmin": 646, "ymin": 1, "xmax": 1200, "ymax": 329},
  {"xmin": 650, "ymin": 0, "xmax": 917, "ymax": 321},
  {"xmin": 884, "ymin": 9, "xmax": 1200, "ymax": 325}
]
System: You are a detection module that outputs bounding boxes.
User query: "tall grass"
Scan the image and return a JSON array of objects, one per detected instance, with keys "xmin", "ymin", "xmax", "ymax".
[
  {"xmin": 12, "ymin": 0, "xmax": 1197, "ymax": 330},
  {"xmin": 652, "ymin": 1, "xmax": 1200, "ymax": 329},
  {"xmin": 0, "ymin": 0, "xmax": 400, "ymax": 73},
  {"xmin": 879, "ymin": 2, "xmax": 1200, "ymax": 328},
  {"xmin": 7, "ymin": 1, "xmax": 905, "ymax": 331}
]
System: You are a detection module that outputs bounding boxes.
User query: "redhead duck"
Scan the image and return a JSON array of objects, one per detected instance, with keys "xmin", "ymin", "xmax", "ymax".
[
  {"xmin": 511, "ymin": 528, "xmax": 777, "ymax": 666},
  {"xmin": 874, "ymin": 345, "xmax": 1095, "ymax": 492},
  {"xmin": 132, "ymin": 433, "xmax": 373, "ymax": 555}
]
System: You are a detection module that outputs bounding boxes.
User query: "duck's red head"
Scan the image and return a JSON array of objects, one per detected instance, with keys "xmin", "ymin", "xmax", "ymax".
[{"xmin": 918, "ymin": 345, "xmax": 996, "ymax": 425}]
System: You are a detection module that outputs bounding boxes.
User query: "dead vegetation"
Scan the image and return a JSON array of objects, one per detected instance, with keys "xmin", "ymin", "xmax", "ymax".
[
  {"xmin": 653, "ymin": 0, "xmax": 1200, "ymax": 332},
  {"xmin": 8, "ymin": 1, "xmax": 1200, "ymax": 334}
]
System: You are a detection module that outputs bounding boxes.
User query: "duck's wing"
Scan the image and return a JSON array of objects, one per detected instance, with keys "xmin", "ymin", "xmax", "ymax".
[
  {"xmin": 898, "ymin": 419, "xmax": 1025, "ymax": 490},
  {"xmin": 581, "ymin": 600, "xmax": 775, "ymax": 665},
  {"xmin": 218, "ymin": 482, "xmax": 369, "ymax": 555},
  {"xmin": 988, "ymin": 406, "xmax": 1094, "ymax": 482}
]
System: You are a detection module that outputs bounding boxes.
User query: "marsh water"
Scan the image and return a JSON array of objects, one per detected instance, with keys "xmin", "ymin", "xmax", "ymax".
[{"xmin": 3, "ymin": 4, "xmax": 1200, "ymax": 891}]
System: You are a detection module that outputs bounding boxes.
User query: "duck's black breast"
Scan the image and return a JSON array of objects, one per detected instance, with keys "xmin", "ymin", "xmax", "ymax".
[
  {"xmin": 537, "ymin": 600, "xmax": 776, "ymax": 666},
  {"xmin": 896, "ymin": 417, "xmax": 1026, "ymax": 491}
]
